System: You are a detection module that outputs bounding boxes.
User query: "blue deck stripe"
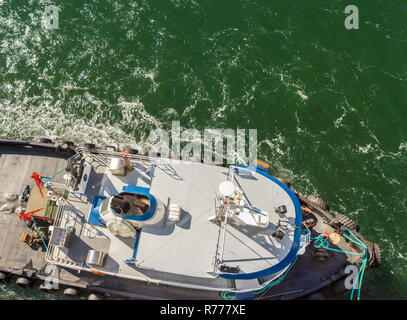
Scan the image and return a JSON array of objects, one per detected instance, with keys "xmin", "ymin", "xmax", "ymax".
[
  {"xmin": 219, "ymin": 165, "xmax": 302, "ymax": 280},
  {"xmin": 88, "ymin": 195, "xmax": 107, "ymax": 227},
  {"xmin": 125, "ymin": 229, "xmax": 142, "ymax": 264}
]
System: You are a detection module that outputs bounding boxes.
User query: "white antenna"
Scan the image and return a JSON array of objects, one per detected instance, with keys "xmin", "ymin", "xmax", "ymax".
[{"xmin": 218, "ymin": 181, "xmax": 235, "ymax": 197}]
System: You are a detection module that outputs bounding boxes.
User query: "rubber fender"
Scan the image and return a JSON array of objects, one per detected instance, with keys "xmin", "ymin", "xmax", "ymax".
[
  {"xmin": 306, "ymin": 194, "xmax": 329, "ymax": 211},
  {"xmin": 37, "ymin": 138, "xmax": 53, "ymax": 144},
  {"xmin": 63, "ymin": 287, "xmax": 79, "ymax": 297},
  {"xmin": 88, "ymin": 293, "xmax": 104, "ymax": 300},
  {"xmin": 365, "ymin": 241, "xmax": 381, "ymax": 268},
  {"xmin": 0, "ymin": 272, "xmax": 8, "ymax": 282},
  {"xmin": 83, "ymin": 143, "xmax": 96, "ymax": 150},
  {"xmin": 59, "ymin": 141, "xmax": 75, "ymax": 150},
  {"xmin": 335, "ymin": 214, "xmax": 360, "ymax": 232},
  {"xmin": 16, "ymin": 277, "xmax": 31, "ymax": 287},
  {"xmin": 122, "ymin": 148, "xmax": 138, "ymax": 155}
]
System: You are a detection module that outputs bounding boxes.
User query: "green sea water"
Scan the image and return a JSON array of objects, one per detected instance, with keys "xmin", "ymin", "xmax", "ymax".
[{"xmin": 0, "ymin": 0, "xmax": 406, "ymax": 299}]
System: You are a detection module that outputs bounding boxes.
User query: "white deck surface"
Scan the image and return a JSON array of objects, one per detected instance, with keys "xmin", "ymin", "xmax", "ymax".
[
  {"xmin": 49, "ymin": 153, "xmax": 299, "ymax": 290},
  {"xmin": 221, "ymin": 168, "xmax": 296, "ymax": 273},
  {"xmin": 137, "ymin": 162, "xmax": 226, "ymax": 278}
]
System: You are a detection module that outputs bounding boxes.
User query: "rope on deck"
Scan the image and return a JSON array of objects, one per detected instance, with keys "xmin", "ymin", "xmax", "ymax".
[
  {"xmin": 31, "ymin": 217, "xmax": 49, "ymax": 254},
  {"xmin": 305, "ymin": 227, "xmax": 368, "ymax": 300},
  {"xmin": 221, "ymin": 227, "xmax": 368, "ymax": 301},
  {"xmin": 220, "ymin": 255, "xmax": 299, "ymax": 300}
]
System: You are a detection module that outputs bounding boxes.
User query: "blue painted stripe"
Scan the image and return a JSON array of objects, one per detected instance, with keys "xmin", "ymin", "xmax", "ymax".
[
  {"xmin": 41, "ymin": 167, "xmax": 66, "ymax": 185},
  {"xmin": 243, "ymin": 205, "xmax": 267, "ymax": 217},
  {"xmin": 131, "ymin": 229, "xmax": 142, "ymax": 259},
  {"xmin": 88, "ymin": 195, "xmax": 107, "ymax": 227},
  {"xmin": 125, "ymin": 229, "xmax": 142, "ymax": 264},
  {"xmin": 219, "ymin": 165, "xmax": 302, "ymax": 280},
  {"xmin": 121, "ymin": 185, "xmax": 157, "ymax": 222}
]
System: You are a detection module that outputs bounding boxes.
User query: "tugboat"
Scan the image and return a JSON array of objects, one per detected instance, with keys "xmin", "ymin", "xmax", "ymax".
[{"xmin": 0, "ymin": 137, "xmax": 381, "ymax": 300}]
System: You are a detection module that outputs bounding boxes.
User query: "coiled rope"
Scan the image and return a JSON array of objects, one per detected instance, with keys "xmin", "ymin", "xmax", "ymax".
[
  {"xmin": 221, "ymin": 290, "xmax": 237, "ymax": 300},
  {"xmin": 221, "ymin": 227, "xmax": 368, "ymax": 300},
  {"xmin": 253, "ymin": 255, "xmax": 298, "ymax": 296},
  {"xmin": 220, "ymin": 251, "xmax": 299, "ymax": 300},
  {"xmin": 305, "ymin": 226, "xmax": 368, "ymax": 300}
]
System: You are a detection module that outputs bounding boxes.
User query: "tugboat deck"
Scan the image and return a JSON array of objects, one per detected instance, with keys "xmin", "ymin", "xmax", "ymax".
[
  {"xmin": 0, "ymin": 142, "xmax": 375, "ymax": 300},
  {"xmin": 0, "ymin": 150, "xmax": 66, "ymax": 271},
  {"xmin": 48, "ymin": 153, "xmax": 299, "ymax": 291}
]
